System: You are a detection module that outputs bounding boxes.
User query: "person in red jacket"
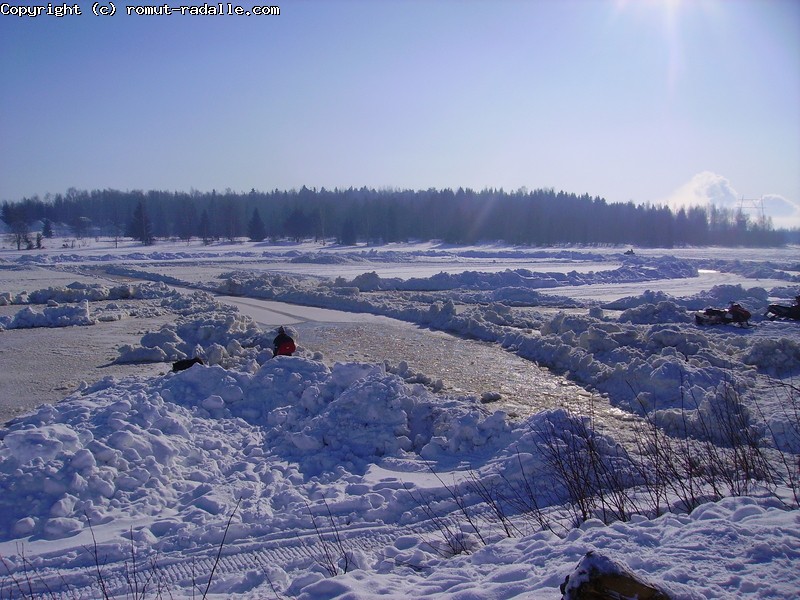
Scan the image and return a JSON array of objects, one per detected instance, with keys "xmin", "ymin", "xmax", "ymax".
[{"xmin": 272, "ymin": 326, "xmax": 296, "ymax": 357}]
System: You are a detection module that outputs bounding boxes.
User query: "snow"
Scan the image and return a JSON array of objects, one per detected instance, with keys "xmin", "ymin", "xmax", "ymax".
[{"xmin": 0, "ymin": 238, "xmax": 798, "ymax": 599}]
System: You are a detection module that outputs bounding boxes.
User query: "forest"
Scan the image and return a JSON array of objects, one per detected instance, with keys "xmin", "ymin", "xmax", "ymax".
[{"xmin": 1, "ymin": 186, "xmax": 788, "ymax": 248}]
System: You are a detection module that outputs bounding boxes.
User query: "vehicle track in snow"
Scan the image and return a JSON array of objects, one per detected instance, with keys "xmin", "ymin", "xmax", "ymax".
[{"xmin": 24, "ymin": 510, "xmax": 459, "ymax": 598}]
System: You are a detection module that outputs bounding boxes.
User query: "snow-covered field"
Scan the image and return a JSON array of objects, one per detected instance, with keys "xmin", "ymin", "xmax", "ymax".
[{"xmin": 0, "ymin": 238, "xmax": 798, "ymax": 599}]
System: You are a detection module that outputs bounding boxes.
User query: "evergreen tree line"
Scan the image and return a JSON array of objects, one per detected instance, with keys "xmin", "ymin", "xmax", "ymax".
[{"xmin": 1, "ymin": 186, "xmax": 786, "ymax": 248}]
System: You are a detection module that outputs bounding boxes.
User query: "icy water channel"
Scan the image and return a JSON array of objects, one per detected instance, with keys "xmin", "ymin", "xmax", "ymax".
[
  {"xmin": 297, "ymin": 320, "xmax": 604, "ymax": 418},
  {"xmin": 224, "ymin": 297, "xmax": 634, "ymax": 433}
]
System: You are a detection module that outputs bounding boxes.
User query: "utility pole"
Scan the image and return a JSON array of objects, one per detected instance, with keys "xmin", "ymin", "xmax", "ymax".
[{"xmin": 737, "ymin": 196, "xmax": 766, "ymax": 226}]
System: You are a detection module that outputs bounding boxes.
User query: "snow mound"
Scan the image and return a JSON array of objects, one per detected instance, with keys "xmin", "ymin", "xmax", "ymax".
[
  {"xmin": 0, "ymin": 357, "xmax": 511, "ymax": 542},
  {"xmin": 115, "ymin": 293, "xmax": 271, "ymax": 365},
  {"xmin": 618, "ymin": 299, "xmax": 693, "ymax": 324},
  {"xmin": 604, "ymin": 289, "xmax": 674, "ymax": 310},
  {"xmin": 743, "ymin": 337, "xmax": 800, "ymax": 376},
  {"xmin": 1, "ymin": 300, "xmax": 95, "ymax": 330},
  {"xmin": 607, "ymin": 285, "xmax": 770, "ymax": 315},
  {"xmin": 685, "ymin": 284, "xmax": 770, "ymax": 312},
  {"xmin": 2, "ymin": 281, "xmax": 177, "ymax": 305},
  {"xmin": 115, "ymin": 312, "xmax": 265, "ymax": 364},
  {"xmin": 290, "ymin": 253, "xmax": 368, "ymax": 264},
  {"xmin": 329, "ymin": 257, "xmax": 697, "ymax": 293}
]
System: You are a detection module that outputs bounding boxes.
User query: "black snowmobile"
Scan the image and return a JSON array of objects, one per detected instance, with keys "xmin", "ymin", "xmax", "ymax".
[
  {"xmin": 695, "ymin": 302, "xmax": 752, "ymax": 327},
  {"xmin": 765, "ymin": 297, "xmax": 800, "ymax": 321}
]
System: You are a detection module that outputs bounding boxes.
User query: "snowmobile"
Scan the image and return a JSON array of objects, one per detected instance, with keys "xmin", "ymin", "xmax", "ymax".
[
  {"xmin": 694, "ymin": 302, "xmax": 752, "ymax": 327},
  {"xmin": 765, "ymin": 298, "xmax": 800, "ymax": 321}
]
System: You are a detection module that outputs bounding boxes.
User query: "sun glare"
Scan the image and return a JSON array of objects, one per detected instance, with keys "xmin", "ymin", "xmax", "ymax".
[
  {"xmin": 614, "ymin": 0, "xmax": 682, "ymax": 12},
  {"xmin": 612, "ymin": 0, "xmax": 686, "ymax": 93},
  {"xmin": 613, "ymin": 0, "xmax": 685, "ymax": 29}
]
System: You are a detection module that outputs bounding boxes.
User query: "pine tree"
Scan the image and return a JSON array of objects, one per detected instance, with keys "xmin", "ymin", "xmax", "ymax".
[
  {"xmin": 128, "ymin": 200, "xmax": 154, "ymax": 245},
  {"xmin": 175, "ymin": 201, "xmax": 198, "ymax": 243},
  {"xmin": 284, "ymin": 208, "xmax": 308, "ymax": 242},
  {"xmin": 199, "ymin": 209, "xmax": 212, "ymax": 245},
  {"xmin": 220, "ymin": 198, "xmax": 242, "ymax": 242},
  {"xmin": 340, "ymin": 217, "xmax": 357, "ymax": 245},
  {"xmin": 248, "ymin": 208, "xmax": 266, "ymax": 242}
]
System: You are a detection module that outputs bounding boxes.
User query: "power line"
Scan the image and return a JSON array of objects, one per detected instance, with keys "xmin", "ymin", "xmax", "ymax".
[{"xmin": 737, "ymin": 196, "xmax": 766, "ymax": 223}]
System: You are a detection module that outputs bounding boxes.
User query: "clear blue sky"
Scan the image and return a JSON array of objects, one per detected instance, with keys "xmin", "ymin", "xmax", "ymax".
[{"xmin": 1, "ymin": 0, "xmax": 798, "ymax": 227}]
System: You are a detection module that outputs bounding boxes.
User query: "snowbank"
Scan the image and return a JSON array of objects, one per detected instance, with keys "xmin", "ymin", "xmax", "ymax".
[
  {"xmin": 0, "ymin": 283, "xmax": 188, "ymax": 332},
  {"xmin": 0, "ymin": 300, "xmax": 95, "ymax": 330},
  {"xmin": 105, "ymin": 290, "xmax": 273, "ymax": 368},
  {"xmin": 606, "ymin": 284, "xmax": 770, "ymax": 313},
  {"xmin": 1, "ymin": 281, "xmax": 178, "ymax": 306},
  {"xmin": 323, "ymin": 256, "xmax": 698, "ymax": 293}
]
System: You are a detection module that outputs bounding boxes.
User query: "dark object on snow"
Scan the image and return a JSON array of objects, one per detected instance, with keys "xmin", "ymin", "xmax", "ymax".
[
  {"xmin": 172, "ymin": 357, "xmax": 204, "ymax": 372},
  {"xmin": 765, "ymin": 297, "xmax": 800, "ymax": 321},
  {"xmin": 560, "ymin": 551, "xmax": 670, "ymax": 600},
  {"xmin": 695, "ymin": 302, "xmax": 751, "ymax": 327},
  {"xmin": 273, "ymin": 326, "xmax": 296, "ymax": 357}
]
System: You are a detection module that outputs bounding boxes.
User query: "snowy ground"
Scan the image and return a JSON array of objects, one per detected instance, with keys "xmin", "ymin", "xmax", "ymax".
[{"xmin": 0, "ymin": 238, "xmax": 798, "ymax": 599}]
